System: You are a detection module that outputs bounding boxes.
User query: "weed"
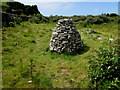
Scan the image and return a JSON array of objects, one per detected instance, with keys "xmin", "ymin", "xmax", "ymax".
[
  {"xmin": 88, "ymin": 46, "xmax": 120, "ymax": 88},
  {"xmin": 33, "ymin": 71, "xmax": 53, "ymax": 88},
  {"xmin": 2, "ymin": 21, "xmax": 118, "ymax": 88}
]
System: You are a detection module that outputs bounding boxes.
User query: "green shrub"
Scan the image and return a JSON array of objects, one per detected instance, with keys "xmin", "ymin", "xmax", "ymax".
[
  {"xmin": 2, "ymin": 17, "xmax": 22, "ymax": 27},
  {"xmin": 84, "ymin": 17, "xmax": 94, "ymax": 25},
  {"xmin": 6, "ymin": 2, "xmax": 40, "ymax": 16},
  {"xmin": 29, "ymin": 14, "xmax": 42, "ymax": 23},
  {"xmin": 9, "ymin": 22, "xmax": 15, "ymax": 27},
  {"xmin": 93, "ymin": 16, "xmax": 109, "ymax": 24},
  {"xmin": 29, "ymin": 16, "xmax": 40, "ymax": 24},
  {"xmin": 109, "ymin": 13, "xmax": 118, "ymax": 17},
  {"xmin": 29, "ymin": 14, "xmax": 49, "ymax": 23},
  {"xmin": 88, "ymin": 46, "xmax": 120, "ymax": 88},
  {"xmin": 2, "ymin": 22, "xmax": 9, "ymax": 27},
  {"xmin": 78, "ymin": 21, "xmax": 88, "ymax": 27},
  {"xmin": 41, "ymin": 17, "xmax": 49, "ymax": 23},
  {"xmin": 13, "ymin": 17, "xmax": 22, "ymax": 25}
]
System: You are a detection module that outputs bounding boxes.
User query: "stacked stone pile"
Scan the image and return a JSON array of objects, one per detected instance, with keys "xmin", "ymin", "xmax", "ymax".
[{"xmin": 49, "ymin": 19, "xmax": 83, "ymax": 53}]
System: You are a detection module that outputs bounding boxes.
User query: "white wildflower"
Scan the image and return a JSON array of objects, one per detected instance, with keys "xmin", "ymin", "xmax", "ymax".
[
  {"xmin": 28, "ymin": 80, "xmax": 32, "ymax": 83},
  {"xmin": 108, "ymin": 66, "xmax": 111, "ymax": 69}
]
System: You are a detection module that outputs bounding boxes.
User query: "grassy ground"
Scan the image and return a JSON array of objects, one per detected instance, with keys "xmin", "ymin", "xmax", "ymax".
[{"xmin": 2, "ymin": 22, "xmax": 117, "ymax": 88}]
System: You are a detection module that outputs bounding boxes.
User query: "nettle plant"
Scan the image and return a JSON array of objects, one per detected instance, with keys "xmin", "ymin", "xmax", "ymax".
[{"xmin": 88, "ymin": 46, "xmax": 120, "ymax": 88}]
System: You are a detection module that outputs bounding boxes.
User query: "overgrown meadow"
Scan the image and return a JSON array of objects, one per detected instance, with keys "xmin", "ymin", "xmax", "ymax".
[
  {"xmin": 2, "ymin": 1, "xmax": 120, "ymax": 88},
  {"xmin": 2, "ymin": 21, "xmax": 120, "ymax": 88}
]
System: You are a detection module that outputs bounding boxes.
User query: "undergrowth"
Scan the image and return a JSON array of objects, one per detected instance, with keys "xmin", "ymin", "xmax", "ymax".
[{"xmin": 88, "ymin": 46, "xmax": 120, "ymax": 88}]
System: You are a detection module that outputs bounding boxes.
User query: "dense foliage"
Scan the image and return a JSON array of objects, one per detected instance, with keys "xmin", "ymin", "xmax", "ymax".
[
  {"xmin": 49, "ymin": 14, "xmax": 118, "ymax": 25},
  {"xmin": 29, "ymin": 14, "xmax": 49, "ymax": 23},
  {"xmin": 2, "ymin": 1, "xmax": 119, "ymax": 27},
  {"xmin": 88, "ymin": 46, "xmax": 120, "ymax": 88},
  {"xmin": 2, "ymin": 16, "xmax": 22, "ymax": 27},
  {"xmin": 2, "ymin": 1, "xmax": 43, "ymax": 27},
  {"xmin": 3, "ymin": 2, "xmax": 40, "ymax": 16}
]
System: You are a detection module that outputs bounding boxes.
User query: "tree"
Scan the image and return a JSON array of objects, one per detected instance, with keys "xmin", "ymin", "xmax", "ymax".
[{"xmin": 109, "ymin": 13, "xmax": 118, "ymax": 17}]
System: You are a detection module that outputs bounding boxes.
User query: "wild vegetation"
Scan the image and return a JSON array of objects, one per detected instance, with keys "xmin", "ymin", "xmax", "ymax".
[
  {"xmin": 2, "ymin": 2, "xmax": 40, "ymax": 15},
  {"xmin": 2, "ymin": 1, "xmax": 120, "ymax": 89}
]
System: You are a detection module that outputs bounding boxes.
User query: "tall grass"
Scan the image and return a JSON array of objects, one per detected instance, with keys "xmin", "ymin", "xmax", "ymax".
[{"xmin": 2, "ymin": 21, "xmax": 118, "ymax": 88}]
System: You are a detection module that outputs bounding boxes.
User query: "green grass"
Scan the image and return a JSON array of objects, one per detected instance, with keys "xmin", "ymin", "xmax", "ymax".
[{"xmin": 2, "ymin": 21, "xmax": 117, "ymax": 88}]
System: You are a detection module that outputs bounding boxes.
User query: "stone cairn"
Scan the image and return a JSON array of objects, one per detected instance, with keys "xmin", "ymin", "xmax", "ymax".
[{"xmin": 49, "ymin": 19, "xmax": 83, "ymax": 53}]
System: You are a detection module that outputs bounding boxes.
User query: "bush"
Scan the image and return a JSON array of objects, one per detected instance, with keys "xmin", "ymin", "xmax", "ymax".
[
  {"xmin": 72, "ymin": 17, "xmax": 81, "ymax": 22},
  {"xmin": 109, "ymin": 13, "xmax": 118, "ymax": 17},
  {"xmin": 41, "ymin": 17, "xmax": 49, "ymax": 23},
  {"xmin": 84, "ymin": 17, "xmax": 94, "ymax": 25},
  {"xmin": 83, "ymin": 15, "xmax": 110, "ymax": 25},
  {"xmin": 2, "ymin": 16, "xmax": 22, "ymax": 27},
  {"xmin": 88, "ymin": 46, "xmax": 120, "ymax": 88},
  {"xmin": 29, "ymin": 16, "xmax": 40, "ymax": 24},
  {"xmin": 6, "ymin": 2, "xmax": 40, "ymax": 16},
  {"xmin": 9, "ymin": 22, "xmax": 15, "ymax": 27},
  {"xmin": 29, "ymin": 14, "xmax": 49, "ymax": 23},
  {"xmin": 2, "ymin": 22, "xmax": 9, "ymax": 27},
  {"xmin": 13, "ymin": 17, "xmax": 22, "ymax": 25},
  {"xmin": 93, "ymin": 16, "xmax": 109, "ymax": 24},
  {"xmin": 78, "ymin": 21, "xmax": 87, "ymax": 27}
]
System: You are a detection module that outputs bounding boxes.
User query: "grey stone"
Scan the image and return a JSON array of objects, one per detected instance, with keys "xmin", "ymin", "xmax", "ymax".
[
  {"xmin": 97, "ymin": 37, "xmax": 105, "ymax": 40},
  {"xmin": 49, "ymin": 19, "xmax": 83, "ymax": 53}
]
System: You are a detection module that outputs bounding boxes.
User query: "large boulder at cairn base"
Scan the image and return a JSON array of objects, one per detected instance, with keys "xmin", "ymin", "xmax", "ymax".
[{"xmin": 49, "ymin": 19, "xmax": 83, "ymax": 53}]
